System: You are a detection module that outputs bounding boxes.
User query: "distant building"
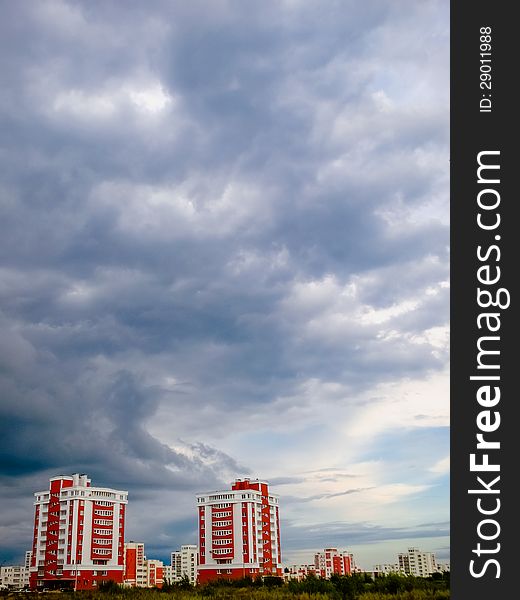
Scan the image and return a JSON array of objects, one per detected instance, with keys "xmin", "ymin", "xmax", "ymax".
[
  {"xmin": 314, "ymin": 548, "xmax": 355, "ymax": 578},
  {"xmin": 170, "ymin": 545, "xmax": 198, "ymax": 584},
  {"xmin": 0, "ymin": 552, "xmax": 32, "ymax": 590},
  {"xmin": 29, "ymin": 473, "xmax": 128, "ymax": 590},
  {"xmin": 124, "ymin": 542, "xmax": 147, "ymax": 587},
  {"xmin": 283, "ymin": 564, "xmax": 318, "ymax": 582},
  {"xmin": 0, "ymin": 565, "xmax": 26, "ymax": 590},
  {"xmin": 196, "ymin": 478, "xmax": 283, "ymax": 582},
  {"xmin": 162, "ymin": 565, "xmax": 175, "ymax": 584},
  {"xmin": 24, "ymin": 552, "xmax": 32, "ymax": 587},
  {"xmin": 123, "ymin": 542, "xmax": 164, "ymax": 588},
  {"xmin": 373, "ymin": 564, "xmax": 399, "ymax": 575},
  {"xmin": 397, "ymin": 547, "xmax": 437, "ymax": 577},
  {"xmin": 145, "ymin": 559, "xmax": 164, "ymax": 588}
]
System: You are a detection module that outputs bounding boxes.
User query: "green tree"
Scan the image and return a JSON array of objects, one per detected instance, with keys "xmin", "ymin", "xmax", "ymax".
[
  {"xmin": 330, "ymin": 574, "xmax": 364, "ymax": 600},
  {"xmin": 177, "ymin": 574, "xmax": 193, "ymax": 590},
  {"xmin": 98, "ymin": 579, "xmax": 123, "ymax": 594}
]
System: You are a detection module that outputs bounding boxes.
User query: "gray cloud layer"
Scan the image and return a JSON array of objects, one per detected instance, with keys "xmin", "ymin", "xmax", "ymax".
[{"xmin": 0, "ymin": 0, "xmax": 448, "ymax": 564}]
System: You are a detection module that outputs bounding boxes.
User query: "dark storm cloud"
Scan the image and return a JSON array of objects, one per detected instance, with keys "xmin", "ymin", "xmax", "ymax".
[{"xmin": 0, "ymin": 0, "xmax": 448, "ymax": 563}]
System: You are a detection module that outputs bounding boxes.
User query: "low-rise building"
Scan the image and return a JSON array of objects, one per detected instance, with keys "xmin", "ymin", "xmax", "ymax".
[
  {"xmin": 0, "ymin": 565, "xmax": 27, "ymax": 590},
  {"xmin": 373, "ymin": 564, "xmax": 399, "ymax": 575},
  {"xmin": 283, "ymin": 564, "xmax": 318, "ymax": 582}
]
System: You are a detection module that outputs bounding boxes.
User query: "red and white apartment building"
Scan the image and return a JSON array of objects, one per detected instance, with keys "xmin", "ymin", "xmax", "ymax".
[
  {"xmin": 123, "ymin": 542, "xmax": 146, "ymax": 587},
  {"xmin": 123, "ymin": 542, "xmax": 164, "ymax": 588},
  {"xmin": 144, "ymin": 560, "xmax": 164, "ymax": 588},
  {"xmin": 29, "ymin": 474, "xmax": 128, "ymax": 590},
  {"xmin": 196, "ymin": 478, "xmax": 282, "ymax": 583},
  {"xmin": 285, "ymin": 549, "xmax": 356, "ymax": 582},
  {"xmin": 314, "ymin": 548, "xmax": 355, "ymax": 578}
]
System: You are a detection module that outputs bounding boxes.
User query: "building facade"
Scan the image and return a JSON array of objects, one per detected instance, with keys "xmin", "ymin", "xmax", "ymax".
[
  {"xmin": 0, "ymin": 566, "xmax": 26, "ymax": 590},
  {"xmin": 0, "ymin": 552, "xmax": 32, "ymax": 590},
  {"xmin": 123, "ymin": 542, "xmax": 165, "ymax": 588},
  {"xmin": 170, "ymin": 545, "xmax": 198, "ymax": 584},
  {"xmin": 397, "ymin": 547, "xmax": 437, "ymax": 578},
  {"xmin": 24, "ymin": 552, "xmax": 32, "ymax": 587},
  {"xmin": 29, "ymin": 473, "xmax": 128, "ymax": 590},
  {"xmin": 196, "ymin": 478, "xmax": 282, "ymax": 582},
  {"xmin": 144, "ymin": 559, "xmax": 164, "ymax": 588},
  {"xmin": 162, "ymin": 565, "xmax": 175, "ymax": 585},
  {"xmin": 373, "ymin": 564, "xmax": 399, "ymax": 575},
  {"xmin": 124, "ymin": 542, "xmax": 147, "ymax": 587},
  {"xmin": 283, "ymin": 564, "xmax": 318, "ymax": 582},
  {"xmin": 314, "ymin": 548, "xmax": 355, "ymax": 578}
]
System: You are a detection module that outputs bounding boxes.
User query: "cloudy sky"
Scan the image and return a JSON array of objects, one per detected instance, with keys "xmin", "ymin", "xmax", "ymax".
[{"xmin": 0, "ymin": 0, "xmax": 449, "ymax": 570}]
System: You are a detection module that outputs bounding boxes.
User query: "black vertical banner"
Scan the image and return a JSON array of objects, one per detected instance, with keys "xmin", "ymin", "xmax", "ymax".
[{"xmin": 451, "ymin": 2, "xmax": 516, "ymax": 599}]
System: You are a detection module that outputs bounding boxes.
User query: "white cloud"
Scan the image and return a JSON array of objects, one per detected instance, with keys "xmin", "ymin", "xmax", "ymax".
[
  {"xmin": 89, "ymin": 177, "xmax": 275, "ymax": 240},
  {"xmin": 343, "ymin": 369, "xmax": 450, "ymax": 442},
  {"xmin": 429, "ymin": 456, "xmax": 450, "ymax": 476}
]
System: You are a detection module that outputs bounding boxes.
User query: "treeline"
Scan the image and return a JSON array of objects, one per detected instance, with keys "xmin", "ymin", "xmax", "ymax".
[
  {"xmin": 196, "ymin": 573, "xmax": 448, "ymax": 599},
  {"xmin": 2, "ymin": 573, "xmax": 450, "ymax": 600}
]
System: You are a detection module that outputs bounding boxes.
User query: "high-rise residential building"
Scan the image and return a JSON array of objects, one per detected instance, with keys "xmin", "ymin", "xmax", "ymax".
[
  {"xmin": 29, "ymin": 473, "xmax": 128, "ymax": 591},
  {"xmin": 124, "ymin": 542, "xmax": 147, "ymax": 587},
  {"xmin": 397, "ymin": 547, "xmax": 437, "ymax": 578},
  {"xmin": 170, "ymin": 545, "xmax": 198, "ymax": 584},
  {"xmin": 196, "ymin": 478, "xmax": 282, "ymax": 582},
  {"xmin": 314, "ymin": 548, "xmax": 355, "ymax": 578}
]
